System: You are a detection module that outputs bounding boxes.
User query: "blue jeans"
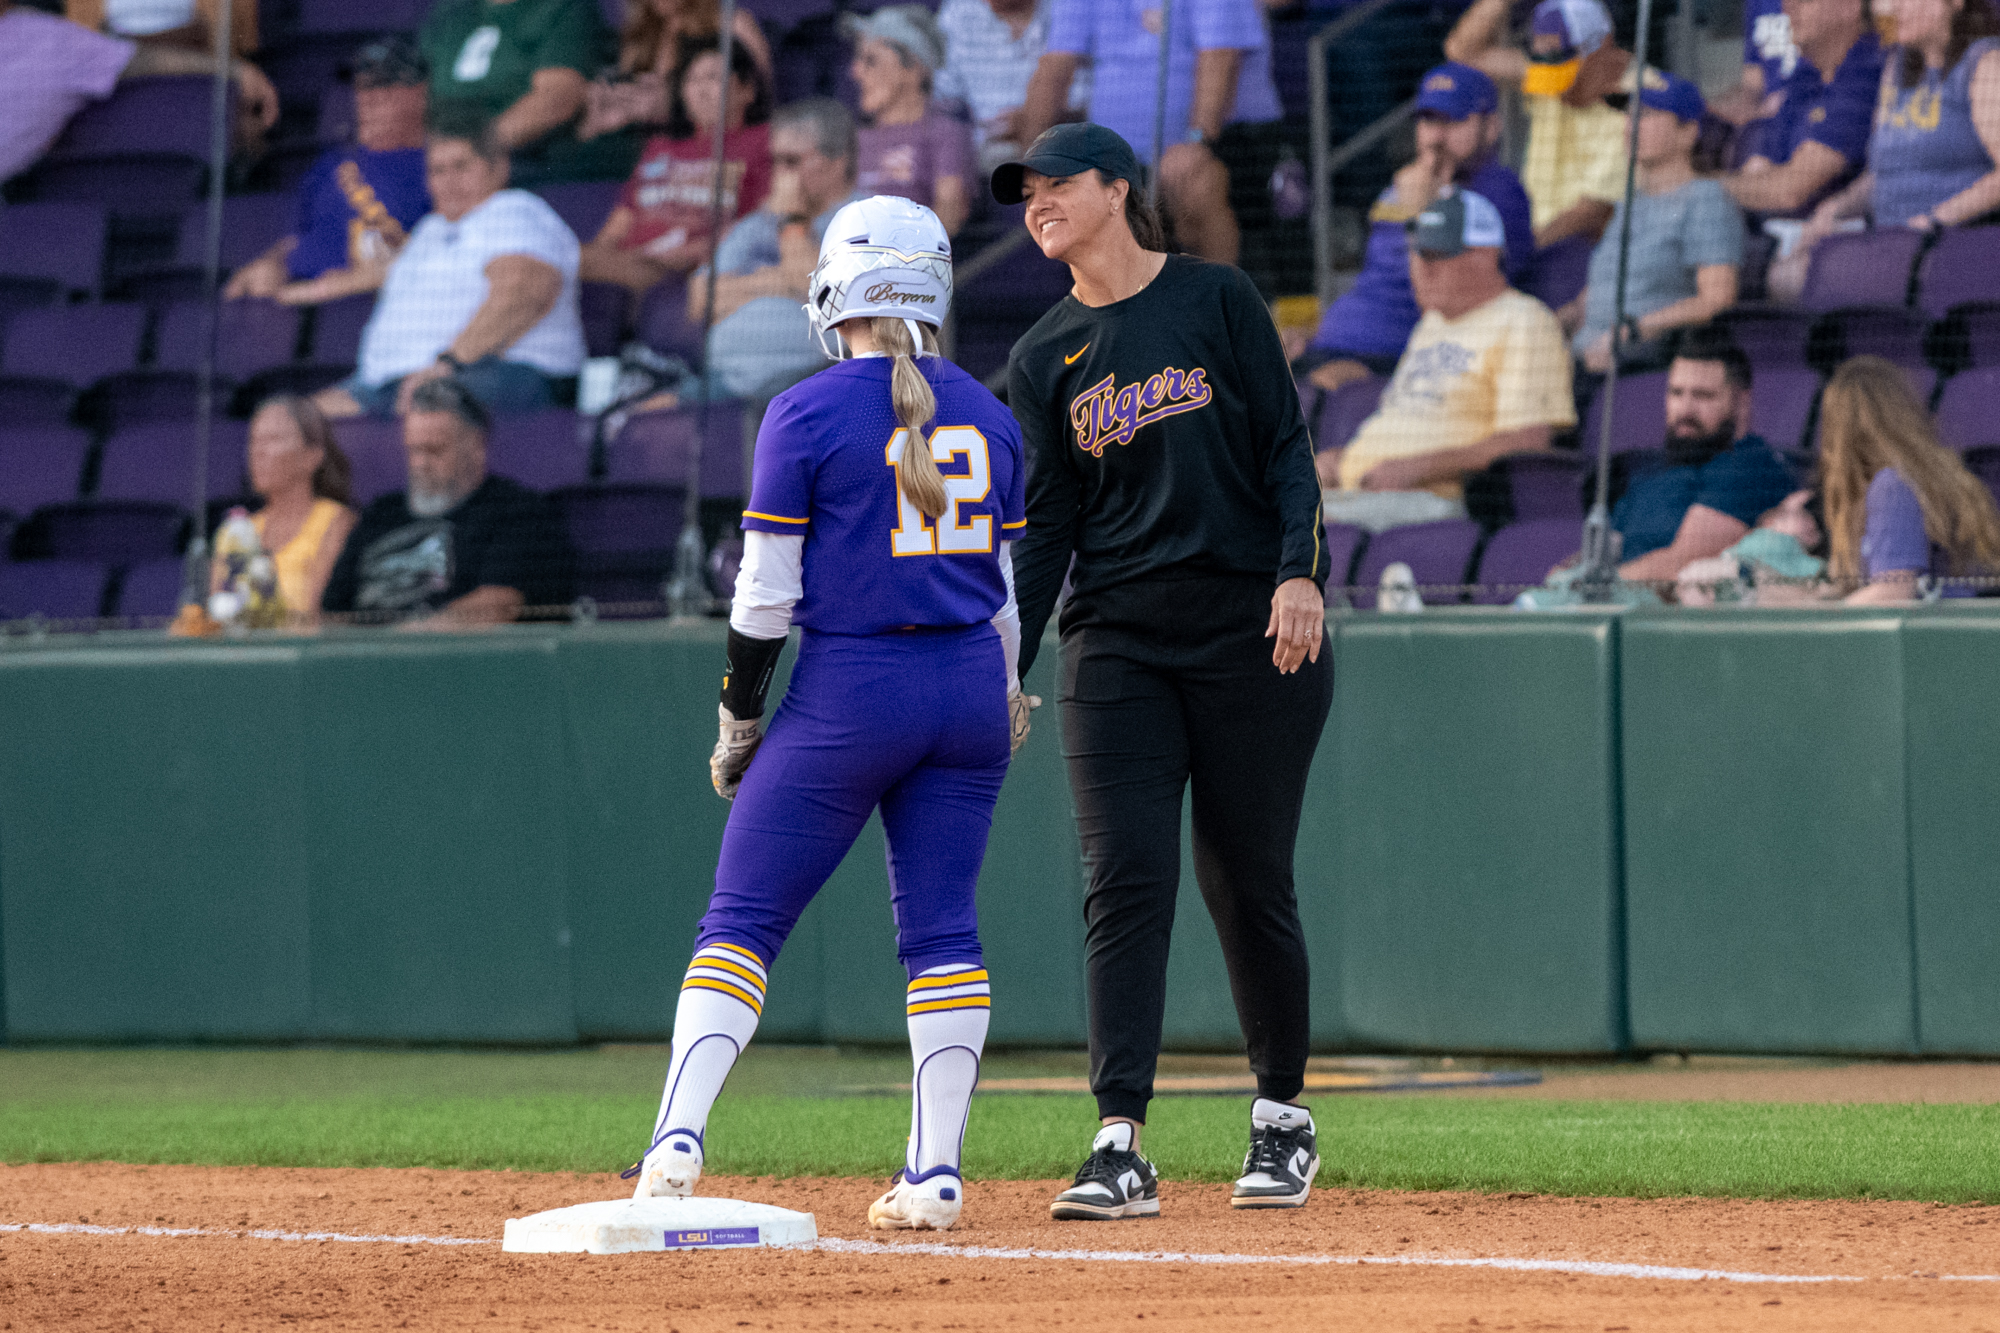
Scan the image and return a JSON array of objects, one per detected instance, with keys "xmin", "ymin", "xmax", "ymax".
[{"xmin": 345, "ymin": 356, "xmax": 558, "ymax": 418}]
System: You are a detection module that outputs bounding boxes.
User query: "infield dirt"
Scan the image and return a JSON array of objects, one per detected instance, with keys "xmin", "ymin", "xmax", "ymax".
[{"xmin": 4, "ymin": 1162, "xmax": 1999, "ymax": 1331}]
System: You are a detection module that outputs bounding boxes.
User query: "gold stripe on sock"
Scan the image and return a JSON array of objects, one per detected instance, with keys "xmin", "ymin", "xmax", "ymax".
[{"xmin": 682, "ymin": 976, "xmax": 764, "ymax": 1015}]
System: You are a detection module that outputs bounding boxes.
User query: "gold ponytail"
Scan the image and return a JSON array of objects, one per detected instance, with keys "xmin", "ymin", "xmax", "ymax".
[{"xmin": 877, "ymin": 316, "xmax": 948, "ymax": 520}]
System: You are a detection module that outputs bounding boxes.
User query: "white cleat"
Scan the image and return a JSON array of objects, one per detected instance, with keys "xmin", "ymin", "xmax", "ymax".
[
  {"xmin": 867, "ymin": 1170, "xmax": 963, "ymax": 1231},
  {"xmin": 631, "ymin": 1130, "xmax": 703, "ymax": 1199}
]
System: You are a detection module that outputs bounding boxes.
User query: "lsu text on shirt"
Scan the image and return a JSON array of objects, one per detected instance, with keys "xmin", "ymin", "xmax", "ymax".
[
  {"xmin": 1339, "ymin": 288, "xmax": 1576, "ymax": 500},
  {"xmin": 741, "ymin": 357, "xmax": 1026, "ymax": 635}
]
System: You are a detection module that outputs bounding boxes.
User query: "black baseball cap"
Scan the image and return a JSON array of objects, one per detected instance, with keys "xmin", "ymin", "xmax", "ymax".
[
  {"xmin": 991, "ymin": 123, "xmax": 1144, "ymax": 206},
  {"xmin": 347, "ymin": 33, "xmax": 429, "ymax": 87}
]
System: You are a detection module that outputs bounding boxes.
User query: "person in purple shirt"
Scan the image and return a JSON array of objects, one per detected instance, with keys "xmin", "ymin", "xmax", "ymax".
[
  {"xmin": 1711, "ymin": 0, "xmax": 1800, "ymax": 124},
  {"xmin": 1016, "ymin": 0, "xmax": 1282, "ymax": 262},
  {"xmin": 627, "ymin": 197, "xmax": 1027, "ymax": 1236},
  {"xmin": 1724, "ymin": 0, "xmax": 1884, "ymax": 217},
  {"xmin": 1301, "ymin": 62, "xmax": 1533, "ymax": 395},
  {"xmin": 847, "ymin": 5, "xmax": 979, "ymax": 236},
  {"xmin": 1817, "ymin": 355, "xmax": 2000, "ymax": 601}
]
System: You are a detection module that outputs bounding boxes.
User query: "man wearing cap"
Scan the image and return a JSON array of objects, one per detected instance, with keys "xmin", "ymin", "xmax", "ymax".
[
  {"xmin": 1016, "ymin": 0, "xmax": 1280, "ymax": 262},
  {"xmin": 847, "ymin": 4, "xmax": 978, "ymax": 236},
  {"xmin": 1446, "ymin": 0, "xmax": 1631, "ymax": 248},
  {"xmin": 227, "ymin": 36, "xmax": 435, "ymax": 303},
  {"xmin": 1326, "ymin": 188, "xmax": 1576, "ymax": 527},
  {"xmin": 1722, "ymin": 0, "xmax": 1883, "ymax": 217},
  {"xmin": 1300, "ymin": 61, "xmax": 1534, "ymax": 397},
  {"xmin": 1567, "ymin": 69, "xmax": 1741, "ymax": 375}
]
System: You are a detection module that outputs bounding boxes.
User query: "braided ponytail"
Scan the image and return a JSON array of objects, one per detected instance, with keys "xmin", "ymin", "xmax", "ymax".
[{"xmin": 877, "ymin": 316, "xmax": 948, "ymax": 520}]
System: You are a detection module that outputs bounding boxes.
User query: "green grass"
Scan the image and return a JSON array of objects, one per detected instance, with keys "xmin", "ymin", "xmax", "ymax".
[{"xmin": 2, "ymin": 1048, "xmax": 1996, "ymax": 1203}]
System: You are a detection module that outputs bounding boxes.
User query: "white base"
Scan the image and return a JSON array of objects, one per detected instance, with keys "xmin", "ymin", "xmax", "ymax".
[{"xmin": 502, "ymin": 1197, "xmax": 818, "ymax": 1255}]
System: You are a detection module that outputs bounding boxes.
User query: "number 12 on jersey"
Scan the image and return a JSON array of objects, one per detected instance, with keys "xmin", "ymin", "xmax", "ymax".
[{"xmin": 886, "ymin": 425, "xmax": 993, "ymax": 556}]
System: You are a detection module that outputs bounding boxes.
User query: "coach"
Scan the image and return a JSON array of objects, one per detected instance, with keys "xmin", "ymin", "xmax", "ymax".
[{"xmin": 997, "ymin": 124, "xmax": 1332, "ymax": 1220}]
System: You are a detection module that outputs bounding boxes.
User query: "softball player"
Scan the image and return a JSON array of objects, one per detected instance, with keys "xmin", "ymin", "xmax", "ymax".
[
  {"xmin": 626, "ymin": 196, "xmax": 1031, "ymax": 1232},
  {"xmin": 994, "ymin": 125, "xmax": 1333, "ymax": 1218}
]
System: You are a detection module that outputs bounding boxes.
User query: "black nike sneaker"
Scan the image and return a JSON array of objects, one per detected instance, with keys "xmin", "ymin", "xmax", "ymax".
[
  {"xmin": 1230, "ymin": 1099, "xmax": 1319, "ymax": 1209},
  {"xmin": 1049, "ymin": 1124, "xmax": 1160, "ymax": 1220}
]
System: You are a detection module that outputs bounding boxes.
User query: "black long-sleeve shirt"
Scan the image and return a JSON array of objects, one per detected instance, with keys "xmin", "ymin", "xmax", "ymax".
[{"xmin": 1007, "ymin": 255, "xmax": 1326, "ymax": 675}]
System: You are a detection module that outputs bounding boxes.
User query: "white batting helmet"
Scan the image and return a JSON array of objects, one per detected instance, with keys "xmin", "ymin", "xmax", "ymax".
[{"xmin": 804, "ymin": 195, "xmax": 953, "ymax": 360}]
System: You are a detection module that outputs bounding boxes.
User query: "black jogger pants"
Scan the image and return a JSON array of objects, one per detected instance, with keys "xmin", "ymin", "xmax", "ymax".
[{"xmin": 1056, "ymin": 573, "xmax": 1334, "ymax": 1123}]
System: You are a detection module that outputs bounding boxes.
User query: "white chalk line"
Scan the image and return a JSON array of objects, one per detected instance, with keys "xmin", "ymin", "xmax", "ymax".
[{"xmin": 6, "ymin": 1220, "xmax": 1996, "ymax": 1284}]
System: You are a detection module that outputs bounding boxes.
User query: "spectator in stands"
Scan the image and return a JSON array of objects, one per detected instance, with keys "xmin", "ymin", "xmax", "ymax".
[
  {"xmin": 1768, "ymin": 0, "xmax": 2000, "ymax": 301},
  {"xmin": 1567, "ymin": 71, "xmax": 1742, "ymax": 374},
  {"xmin": 580, "ymin": 36, "xmax": 772, "ymax": 296},
  {"xmin": 1019, "ymin": 0, "xmax": 1282, "ymax": 263},
  {"xmin": 225, "ymin": 37, "xmax": 434, "ymax": 304},
  {"xmin": 1711, "ymin": 0, "xmax": 1800, "ymax": 124},
  {"xmin": 935, "ymin": 0, "xmax": 1090, "ymax": 175},
  {"xmin": 580, "ymin": 0, "xmax": 770, "ymax": 142},
  {"xmin": 1446, "ymin": 0, "xmax": 1630, "ymax": 247},
  {"xmin": 313, "ymin": 111, "xmax": 586, "ymax": 420},
  {"xmin": 0, "ymin": 0, "xmax": 277, "ymax": 183},
  {"xmin": 689, "ymin": 98, "xmax": 865, "ymax": 399},
  {"xmin": 323, "ymin": 377, "xmax": 574, "ymax": 625},
  {"xmin": 846, "ymin": 6, "xmax": 978, "ymax": 237},
  {"xmin": 1301, "ymin": 61, "xmax": 1533, "ymax": 396},
  {"xmin": 1323, "ymin": 189, "xmax": 1575, "ymax": 525},
  {"xmin": 218, "ymin": 395, "xmax": 358, "ymax": 619},
  {"xmin": 1723, "ymin": 0, "xmax": 1885, "ymax": 219},
  {"xmin": 1818, "ymin": 355, "xmax": 2000, "ymax": 600},
  {"xmin": 1606, "ymin": 326, "xmax": 1797, "ymax": 583},
  {"xmin": 421, "ymin": 0, "xmax": 632, "ymax": 185}
]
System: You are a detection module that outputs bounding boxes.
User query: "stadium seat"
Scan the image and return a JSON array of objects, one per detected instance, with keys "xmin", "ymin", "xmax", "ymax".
[
  {"xmin": 0, "ymin": 427, "xmax": 91, "ymax": 516},
  {"xmin": 1964, "ymin": 445, "xmax": 2000, "ymax": 508},
  {"xmin": 1813, "ymin": 306, "xmax": 1930, "ymax": 370},
  {"xmin": 115, "ymin": 556, "xmax": 190, "ymax": 619},
  {"xmin": 309, "ymin": 294, "xmax": 376, "ymax": 365},
  {"xmin": 1715, "ymin": 306, "xmax": 1815, "ymax": 369},
  {"xmin": 1310, "ymin": 375, "xmax": 1386, "ymax": 453},
  {"xmin": 80, "ymin": 370, "xmax": 216, "ymax": 432},
  {"xmin": 1322, "ymin": 521, "xmax": 1368, "ymax": 599},
  {"xmin": 156, "ymin": 299, "xmax": 305, "ymax": 381},
  {"xmin": 0, "ymin": 202, "xmax": 109, "ymax": 298},
  {"xmin": 0, "ymin": 278, "xmax": 63, "ymax": 346},
  {"xmin": 1352, "ymin": 518, "xmax": 1482, "ymax": 608},
  {"xmin": 487, "ymin": 410, "xmax": 592, "ymax": 492},
  {"xmin": 1798, "ymin": 229, "xmax": 1923, "ymax": 312},
  {"xmin": 331, "ymin": 416, "xmax": 410, "ymax": 505},
  {"xmin": 1580, "ymin": 371, "xmax": 1669, "ymax": 454},
  {"xmin": 0, "ymin": 560, "xmax": 111, "ymax": 622},
  {"xmin": 1519, "ymin": 234, "xmax": 1594, "ymax": 312},
  {"xmin": 0, "ymin": 378, "xmax": 80, "ymax": 428},
  {"xmin": 536, "ymin": 181, "xmax": 625, "ymax": 242},
  {"xmin": 1917, "ymin": 227, "xmax": 2000, "ymax": 322},
  {"xmin": 1935, "ymin": 367, "xmax": 2000, "ymax": 449},
  {"xmin": 118, "ymin": 194, "xmax": 305, "ymax": 304},
  {"xmin": 295, "ymin": 0, "xmax": 432, "ymax": 32},
  {"xmin": 1747, "ymin": 366, "xmax": 1823, "ymax": 452},
  {"xmin": 1491, "ymin": 452, "xmax": 1589, "ymax": 520},
  {"xmin": 233, "ymin": 364, "xmax": 354, "ymax": 410},
  {"xmin": 635, "ymin": 274, "xmax": 704, "ymax": 369},
  {"xmin": 1, "ymin": 304, "xmax": 148, "ymax": 387},
  {"xmin": 551, "ymin": 482, "xmax": 689, "ymax": 608},
  {"xmin": 44, "ymin": 76, "xmax": 222, "ymax": 162},
  {"xmin": 604, "ymin": 400, "xmax": 748, "ymax": 497},
  {"xmin": 1472, "ymin": 518, "xmax": 1581, "ymax": 604},
  {"xmin": 15, "ymin": 500, "xmax": 190, "ymax": 566},
  {"xmin": 581, "ymin": 281, "xmax": 629, "ymax": 358},
  {"xmin": 97, "ymin": 421, "xmax": 252, "ymax": 504}
]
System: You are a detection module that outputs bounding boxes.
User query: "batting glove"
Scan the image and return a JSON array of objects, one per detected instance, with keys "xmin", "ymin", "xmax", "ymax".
[
  {"xmin": 1008, "ymin": 689, "xmax": 1041, "ymax": 756},
  {"xmin": 710, "ymin": 703, "xmax": 764, "ymax": 800}
]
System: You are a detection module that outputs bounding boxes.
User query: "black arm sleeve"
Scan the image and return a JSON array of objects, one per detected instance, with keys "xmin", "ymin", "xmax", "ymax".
[
  {"xmin": 720, "ymin": 627, "xmax": 787, "ymax": 719},
  {"xmin": 319, "ymin": 510, "xmax": 366, "ymax": 614},
  {"xmin": 1226, "ymin": 269, "xmax": 1328, "ymax": 589},
  {"xmin": 1007, "ymin": 351, "xmax": 1082, "ymax": 680}
]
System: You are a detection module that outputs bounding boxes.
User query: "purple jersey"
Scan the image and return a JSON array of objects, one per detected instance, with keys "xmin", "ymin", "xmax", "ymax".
[{"xmin": 742, "ymin": 356, "xmax": 1027, "ymax": 634}]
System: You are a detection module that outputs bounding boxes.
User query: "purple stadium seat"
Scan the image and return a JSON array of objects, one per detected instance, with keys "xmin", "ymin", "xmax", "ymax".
[
  {"xmin": 1935, "ymin": 367, "xmax": 2000, "ymax": 449},
  {"xmin": 745, "ymin": 0, "xmax": 838, "ymax": 32},
  {"xmin": 1820, "ymin": 307, "xmax": 1929, "ymax": 368},
  {"xmin": 1964, "ymin": 445, "xmax": 2000, "ymax": 507},
  {"xmin": 1473, "ymin": 518, "xmax": 1582, "ymax": 604},
  {"xmin": 83, "ymin": 371, "xmax": 216, "ymax": 431},
  {"xmin": 156, "ymin": 299, "xmax": 304, "ymax": 380},
  {"xmin": 19, "ymin": 501, "xmax": 189, "ymax": 565},
  {"xmin": 16, "ymin": 157, "xmax": 207, "ymax": 220},
  {"xmin": 0, "ymin": 278, "xmax": 63, "ymax": 344},
  {"xmin": 536, "ymin": 181, "xmax": 625, "ymax": 242},
  {"xmin": 0, "ymin": 202, "xmax": 109, "ymax": 297},
  {"xmin": 260, "ymin": 34, "xmax": 367, "ymax": 119},
  {"xmin": 1352, "ymin": 519, "xmax": 1482, "ymax": 608},
  {"xmin": 707, "ymin": 535, "xmax": 744, "ymax": 599},
  {"xmin": 487, "ymin": 410, "xmax": 592, "ymax": 491},
  {"xmin": 172, "ymin": 195, "xmax": 300, "ymax": 272},
  {"xmin": 1519, "ymin": 234, "xmax": 1595, "ymax": 311},
  {"xmin": 1715, "ymin": 306, "xmax": 1814, "ymax": 368},
  {"xmin": 636, "ymin": 274, "xmax": 704, "ymax": 367},
  {"xmin": 97, "ymin": 422, "xmax": 252, "ymax": 504},
  {"xmin": 0, "ymin": 427, "xmax": 91, "ymax": 515},
  {"xmin": 0, "ymin": 378, "xmax": 79, "ymax": 428},
  {"xmin": 1747, "ymin": 366, "xmax": 1822, "ymax": 452},
  {"xmin": 1311, "ymin": 375, "xmax": 1385, "ymax": 452},
  {"xmin": 0, "ymin": 561, "xmax": 110, "ymax": 622},
  {"xmin": 309, "ymin": 294, "xmax": 375, "ymax": 365},
  {"xmin": 117, "ymin": 557, "xmax": 189, "ymax": 619},
  {"xmin": 1903, "ymin": 364, "xmax": 1938, "ymax": 407},
  {"xmin": 295, "ymin": 0, "xmax": 432, "ymax": 31},
  {"xmin": 1580, "ymin": 371, "xmax": 1669, "ymax": 454},
  {"xmin": 235, "ymin": 364, "xmax": 354, "ymax": 408},
  {"xmin": 1917, "ymin": 227, "xmax": 2000, "ymax": 321},
  {"xmin": 1798, "ymin": 229, "xmax": 1923, "ymax": 312},
  {"xmin": 1322, "ymin": 521, "xmax": 1368, "ymax": 600},
  {"xmin": 1492, "ymin": 452, "xmax": 1588, "ymax": 519},
  {"xmin": 604, "ymin": 401, "xmax": 748, "ymax": 497},
  {"xmin": 581, "ymin": 281, "xmax": 629, "ymax": 358},
  {"xmin": 551, "ymin": 482, "xmax": 689, "ymax": 607},
  {"xmin": 332, "ymin": 416, "xmax": 409, "ymax": 504},
  {"xmin": 1, "ymin": 304, "xmax": 147, "ymax": 386},
  {"xmin": 45, "ymin": 77, "xmax": 223, "ymax": 162}
]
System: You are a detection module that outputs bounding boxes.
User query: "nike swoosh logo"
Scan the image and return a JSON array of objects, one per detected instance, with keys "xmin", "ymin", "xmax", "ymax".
[{"xmin": 1064, "ymin": 343, "xmax": 1090, "ymax": 365}]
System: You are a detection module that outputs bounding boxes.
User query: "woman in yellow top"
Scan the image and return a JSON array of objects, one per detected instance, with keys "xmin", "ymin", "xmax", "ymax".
[{"xmin": 232, "ymin": 395, "xmax": 357, "ymax": 622}]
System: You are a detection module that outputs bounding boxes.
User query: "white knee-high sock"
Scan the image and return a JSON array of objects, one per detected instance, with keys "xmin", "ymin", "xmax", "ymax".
[
  {"xmin": 903, "ymin": 963, "xmax": 990, "ymax": 1180},
  {"xmin": 649, "ymin": 943, "xmax": 767, "ymax": 1155}
]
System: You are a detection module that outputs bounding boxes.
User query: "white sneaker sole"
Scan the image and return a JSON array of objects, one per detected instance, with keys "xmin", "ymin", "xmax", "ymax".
[
  {"xmin": 1230, "ymin": 1154, "xmax": 1320, "ymax": 1209},
  {"xmin": 1049, "ymin": 1194, "xmax": 1161, "ymax": 1221}
]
